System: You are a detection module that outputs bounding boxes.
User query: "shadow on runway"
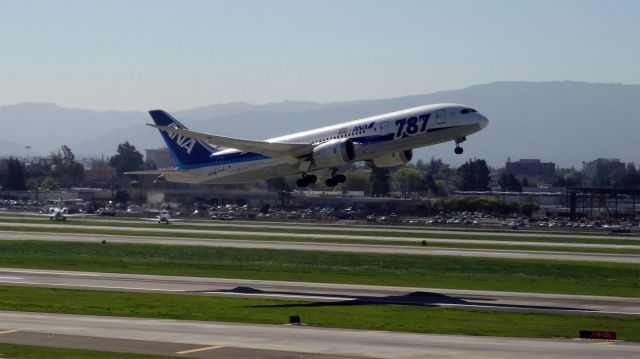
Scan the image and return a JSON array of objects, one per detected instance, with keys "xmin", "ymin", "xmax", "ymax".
[{"xmin": 195, "ymin": 286, "xmax": 590, "ymax": 313}]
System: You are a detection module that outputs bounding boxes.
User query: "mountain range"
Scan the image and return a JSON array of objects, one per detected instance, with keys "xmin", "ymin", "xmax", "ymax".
[{"xmin": 1, "ymin": 81, "xmax": 638, "ymax": 168}]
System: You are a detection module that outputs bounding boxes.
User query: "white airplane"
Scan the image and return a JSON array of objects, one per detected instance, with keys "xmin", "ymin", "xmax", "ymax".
[
  {"xmin": 140, "ymin": 209, "xmax": 183, "ymax": 224},
  {"xmin": 128, "ymin": 103, "xmax": 488, "ymax": 187},
  {"xmin": 36, "ymin": 200, "xmax": 94, "ymax": 221}
]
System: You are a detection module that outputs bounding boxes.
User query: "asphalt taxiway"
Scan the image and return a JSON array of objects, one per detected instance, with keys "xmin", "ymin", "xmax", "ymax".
[
  {"xmin": 1, "ymin": 268, "xmax": 637, "ymax": 317},
  {"xmin": 3, "ymin": 215, "xmax": 637, "ymax": 241},
  {"xmin": 0, "ymin": 311, "xmax": 637, "ymax": 359},
  {"xmin": 0, "ymin": 229, "xmax": 638, "ymax": 263}
]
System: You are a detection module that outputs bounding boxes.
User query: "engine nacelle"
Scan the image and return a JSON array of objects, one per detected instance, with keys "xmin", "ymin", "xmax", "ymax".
[
  {"xmin": 312, "ymin": 138, "xmax": 355, "ymax": 168},
  {"xmin": 370, "ymin": 149, "xmax": 413, "ymax": 168}
]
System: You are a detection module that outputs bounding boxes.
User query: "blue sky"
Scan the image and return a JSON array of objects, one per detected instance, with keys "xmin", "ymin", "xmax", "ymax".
[{"xmin": 1, "ymin": 0, "xmax": 638, "ymax": 111}]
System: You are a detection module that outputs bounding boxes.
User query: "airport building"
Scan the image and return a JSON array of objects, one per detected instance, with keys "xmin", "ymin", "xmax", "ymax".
[
  {"xmin": 144, "ymin": 148, "xmax": 175, "ymax": 168},
  {"xmin": 582, "ymin": 158, "xmax": 626, "ymax": 186},
  {"xmin": 505, "ymin": 158, "xmax": 556, "ymax": 184}
]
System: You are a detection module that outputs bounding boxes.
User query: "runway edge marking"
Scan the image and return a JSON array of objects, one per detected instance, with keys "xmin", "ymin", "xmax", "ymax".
[{"xmin": 176, "ymin": 345, "xmax": 224, "ymax": 354}]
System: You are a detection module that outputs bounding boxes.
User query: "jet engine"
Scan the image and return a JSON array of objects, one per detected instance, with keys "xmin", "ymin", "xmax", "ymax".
[
  {"xmin": 312, "ymin": 138, "xmax": 355, "ymax": 168},
  {"xmin": 370, "ymin": 149, "xmax": 413, "ymax": 168}
]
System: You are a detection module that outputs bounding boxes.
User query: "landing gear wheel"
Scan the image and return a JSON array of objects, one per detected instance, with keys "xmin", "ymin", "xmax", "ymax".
[
  {"xmin": 296, "ymin": 178, "xmax": 308, "ymax": 188},
  {"xmin": 334, "ymin": 174, "xmax": 346, "ymax": 183},
  {"xmin": 454, "ymin": 146, "xmax": 464, "ymax": 155},
  {"xmin": 305, "ymin": 174, "xmax": 317, "ymax": 184},
  {"xmin": 325, "ymin": 178, "xmax": 338, "ymax": 187}
]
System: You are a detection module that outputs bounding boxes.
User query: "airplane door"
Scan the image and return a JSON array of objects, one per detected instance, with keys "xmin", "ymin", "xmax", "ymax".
[
  {"xmin": 436, "ymin": 110, "xmax": 446, "ymax": 124},
  {"xmin": 379, "ymin": 121, "xmax": 389, "ymax": 135}
]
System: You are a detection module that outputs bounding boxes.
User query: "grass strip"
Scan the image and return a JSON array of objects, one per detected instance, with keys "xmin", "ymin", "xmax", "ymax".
[
  {"xmin": 2, "ymin": 217, "xmax": 637, "ymax": 245},
  {"xmin": 1, "ymin": 224, "xmax": 639, "ymax": 256},
  {"xmin": 0, "ymin": 240, "xmax": 638, "ymax": 297},
  {"xmin": 0, "ymin": 286, "xmax": 638, "ymax": 341},
  {"xmin": 0, "ymin": 343, "xmax": 179, "ymax": 359}
]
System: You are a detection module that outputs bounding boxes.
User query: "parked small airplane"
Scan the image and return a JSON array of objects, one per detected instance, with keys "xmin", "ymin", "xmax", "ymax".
[
  {"xmin": 141, "ymin": 210, "xmax": 183, "ymax": 224},
  {"xmin": 128, "ymin": 103, "xmax": 488, "ymax": 187},
  {"xmin": 35, "ymin": 200, "xmax": 94, "ymax": 221}
]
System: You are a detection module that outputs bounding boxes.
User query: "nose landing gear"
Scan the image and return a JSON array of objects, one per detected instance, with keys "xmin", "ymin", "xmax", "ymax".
[{"xmin": 454, "ymin": 136, "xmax": 466, "ymax": 155}]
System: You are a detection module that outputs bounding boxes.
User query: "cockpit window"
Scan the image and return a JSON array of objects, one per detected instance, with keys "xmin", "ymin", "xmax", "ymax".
[{"xmin": 461, "ymin": 108, "xmax": 477, "ymax": 114}]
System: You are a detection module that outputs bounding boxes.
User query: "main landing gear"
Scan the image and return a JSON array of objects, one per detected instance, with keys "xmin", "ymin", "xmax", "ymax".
[
  {"xmin": 454, "ymin": 136, "xmax": 466, "ymax": 155},
  {"xmin": 296, "ymin": 174, "xmax": 317, "ymax": 188},
  {"xmin": 296, "ymin": 171, "xmax": 347, "ymax": 188},
  {"xmin": 325, "ymin": 174, "xmax": 346, "ymax": 187}
]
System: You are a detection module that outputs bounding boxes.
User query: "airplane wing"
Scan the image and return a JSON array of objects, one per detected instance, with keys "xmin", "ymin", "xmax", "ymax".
[
  {"xmin": 20, "ymin": 213, "xmax": 56, "ymax": 217},
  {"xmin": 146, "ymin": 124, "xmax": 314, "ymax": 164},
  {"xmin": 21, "ymin": 212, "xmax": 94, "ymax": 218}
]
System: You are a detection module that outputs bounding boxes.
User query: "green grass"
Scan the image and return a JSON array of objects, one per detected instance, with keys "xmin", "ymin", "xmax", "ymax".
[
  {"xmin": 2, "ymin": 216, "xmax": 638, "ymax": 245},
  {"xmin": 1, "ymin": 223, "xmax": 639, "ymax": 256},
  {"xmin": 0, "ymin": 286, "xmax": 638, "ymax": 341},
  {"xmin": 0, "ymin": 240, "xmax": 638, "ymax": 296},
  {"xmin": 0, "ymin": 343, "xmax": 180, "ymax": 359}
]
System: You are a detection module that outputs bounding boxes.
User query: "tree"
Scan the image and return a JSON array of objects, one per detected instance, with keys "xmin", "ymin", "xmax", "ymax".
[
  {"xmin": 110, "ymin": 142, "xmax": 144, "ymax": 175},
  {"xmin": 86, "ymin": 159, "xmax": 118, "ymax": 188},
  {"xmin": 40, "ymin": 176, "xmax": 59, "ymax": 190},
  {"xmin": 0, "ymin": 158, "xmax": 26, "ymax": 190},
  {"xmin": 554, "ymin": 168, "xmax": 582, "ymax": 188},
  {"xmin": 50, "ymin": 145, "xmax": 85, "ymax": 188},
  {"xmin": 369, "ymin": 166, "xmax": 391, "ymax": 196},
  {"xmin": 341, "ymin": 172, "xmax": 370, "ymax": 193},
  {"xmin": 393, "ymin": 166, "xmax": 423, "ymax": 197},
  {"xmin": 499, "ymin": 173, "xmax": 522, "ymax": 192},
  {"xmin": 266, "ymin": 177, "xmax": 291, "ymax": 192},
  {"xmin": 520, "ymin": 202, "xmax": 540, "ymax": 217},
  {"xmin": 616, "ymin": 163, "xmax": 640, "ymax": 189},
  {"xmin": 417, "ymin": 157, "xmax": 451, "ymax": 180},
  {"xmin": 455, "ymin": 159, "xmax": 490, "ymax": 191}
]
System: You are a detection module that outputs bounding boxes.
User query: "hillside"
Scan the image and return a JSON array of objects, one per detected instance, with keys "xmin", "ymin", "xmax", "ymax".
[{"xmin": 1, "ymin": 81, "xmax": 638, "ymax": 168}]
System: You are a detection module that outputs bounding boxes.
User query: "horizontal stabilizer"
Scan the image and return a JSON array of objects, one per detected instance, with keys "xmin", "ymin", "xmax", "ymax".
[{"xmin": 125, "ymin": 169, "xmax": 188, "ymax": 175}]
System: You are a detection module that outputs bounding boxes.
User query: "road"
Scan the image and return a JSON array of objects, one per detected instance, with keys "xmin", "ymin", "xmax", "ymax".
[
  {"xmin": 1, "ymin": 268, "xmax": 637, "ymax": 317},
  {"xmin": 0, "ymin": 229, "xmax": 638, "ymax": 263},
  {"xmin": 0, "ymin": 311, "xmax": 636, "ymax": 359}
]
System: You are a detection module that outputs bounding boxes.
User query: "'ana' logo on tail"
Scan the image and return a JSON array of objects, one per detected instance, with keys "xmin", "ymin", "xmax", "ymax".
[{"xmin": 166, "ymin": 124, "xmax": 196, "ymax": 154}]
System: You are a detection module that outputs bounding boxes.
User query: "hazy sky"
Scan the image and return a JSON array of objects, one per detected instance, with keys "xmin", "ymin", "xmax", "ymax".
[{"xmin": 1, "ymin": 0, "xmax": 638, "ymax": 111}]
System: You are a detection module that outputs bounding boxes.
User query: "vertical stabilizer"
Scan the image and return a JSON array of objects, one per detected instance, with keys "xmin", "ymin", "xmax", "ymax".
[{"xmin": 148, "ymin": 110, "xmax": 215, "ymax": 167}]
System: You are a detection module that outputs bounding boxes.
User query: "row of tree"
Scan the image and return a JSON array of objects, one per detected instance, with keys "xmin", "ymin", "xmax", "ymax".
[
  {"xmin": 263, "ymin": 158, "xmax": 492, "ymax": 198},
  {"xmin": 0, "ymin": 142, "xmax": 147, "ymax": 191}
]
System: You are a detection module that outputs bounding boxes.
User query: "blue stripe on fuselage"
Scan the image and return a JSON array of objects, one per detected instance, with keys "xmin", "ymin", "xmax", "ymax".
[{"xmin": 177, "ymin": 125, "xmax": 461, "ymax": 170}]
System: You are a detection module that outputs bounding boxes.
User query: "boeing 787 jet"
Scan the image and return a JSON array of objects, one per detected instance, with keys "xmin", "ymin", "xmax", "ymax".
[{"xmin": 128, "ymin": 104, "xmax": 488, "ymax": 187}]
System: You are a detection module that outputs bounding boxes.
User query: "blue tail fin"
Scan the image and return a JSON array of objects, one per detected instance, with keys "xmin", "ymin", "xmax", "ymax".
[{"xmin": 148, "ymin": 110, "xmax": 215, "ymax": 168}]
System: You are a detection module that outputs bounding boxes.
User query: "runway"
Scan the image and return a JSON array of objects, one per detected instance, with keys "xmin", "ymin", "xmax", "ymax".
[
  {"xmin": 0, "ymin": 310, "xmax": 637, "ymax": 359},
  {"xmin": 0, "ymin": 229, "xmax": 638, "ymax": 263},
  {"xmin": 1, "ymin": 268, "xmax": 637, "ymax": 317},
  {"xmin": 3, "ymin": 219, "xmax": 640, "ymax": 251}
]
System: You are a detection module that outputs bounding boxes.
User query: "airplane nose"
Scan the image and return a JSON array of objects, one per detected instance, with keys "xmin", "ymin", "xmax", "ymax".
[{"xmin": 478, "ymin": 115, "xmax": 489, "ymax": 129}]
